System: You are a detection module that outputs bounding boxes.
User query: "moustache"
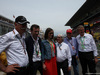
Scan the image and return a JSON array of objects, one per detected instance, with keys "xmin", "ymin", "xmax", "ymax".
[{"xmin": 21, "ymin": 28, "xmax": 26, "ymax": 30}]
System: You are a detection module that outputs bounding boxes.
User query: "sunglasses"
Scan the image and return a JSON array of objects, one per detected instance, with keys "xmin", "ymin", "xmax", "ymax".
[{"xmin": 67, "ymin": 33, "xmax": 72, "ymax": 34}]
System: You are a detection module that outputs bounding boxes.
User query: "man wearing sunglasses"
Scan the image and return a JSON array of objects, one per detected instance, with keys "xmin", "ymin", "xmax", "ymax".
[{"xmin": 64, "ymin": 29, "xmax": 79, "ymax": 75}]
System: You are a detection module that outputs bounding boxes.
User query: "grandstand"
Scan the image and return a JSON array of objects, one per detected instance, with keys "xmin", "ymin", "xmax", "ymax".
[{"xmin": 0, "ymin": 15, "xmax": 14, "ymax": 35}]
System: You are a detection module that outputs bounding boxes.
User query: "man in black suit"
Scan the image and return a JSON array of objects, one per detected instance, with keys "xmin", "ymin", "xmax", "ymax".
[{"xmin": 25, "ymin": 24, "xmax": 44, "ymax": 75}]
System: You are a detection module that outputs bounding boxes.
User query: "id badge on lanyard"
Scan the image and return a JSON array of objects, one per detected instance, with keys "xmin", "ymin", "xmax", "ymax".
[
  {"xmin": 80, "ymin": 37, "xmax": 85, "ymax": 50},
  {"xmin": 13, "ymin": 30, "xmax": 26, "ymax": 55},
  {"xmin": 34, "ymin": 40, "xmax": 41, "ymax": 57}
]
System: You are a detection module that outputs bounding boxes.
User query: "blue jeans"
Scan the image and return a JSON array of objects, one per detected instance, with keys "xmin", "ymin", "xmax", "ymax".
[{"xmin": 68, "ymin": 55, "xmax": 79, "ymax": 75}]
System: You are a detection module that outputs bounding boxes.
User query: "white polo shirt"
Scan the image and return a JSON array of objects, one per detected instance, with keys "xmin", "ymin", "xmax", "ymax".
[
  {"xmin": 0, "ymin": 29, "xmax": 29, "ymax": 67},
  {"xmin": 56, "ymin": 42, "xmax": 72, "ymax": 67}
]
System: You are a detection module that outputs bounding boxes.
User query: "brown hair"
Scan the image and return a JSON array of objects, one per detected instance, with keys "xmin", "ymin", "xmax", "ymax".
[
  {"xmin": 30, "ymin": 24, "xmax": 40, "ymax": 31},
  {"xmin": 44, "ymin": 28, "xmax": 54, "ymax": 40}
]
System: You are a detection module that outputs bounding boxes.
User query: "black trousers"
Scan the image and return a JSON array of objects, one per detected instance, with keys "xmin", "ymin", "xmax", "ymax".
[
  {"xmin": 29, "ymin": 61, "xmax": 43, "ymax": 75},
  {"xmin": 7, "ymin": 67, "xmax": 28, "ymax": 75},
  {"xmin": 57, "ymin": 59, "xmax": 68, "ymax": 75},
  {"xmin": 79, "ymin": 51, "xmax": 96, "ymax": 75}
]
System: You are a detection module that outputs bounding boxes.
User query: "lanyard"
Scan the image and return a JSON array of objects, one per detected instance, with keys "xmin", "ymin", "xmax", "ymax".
[
  {"xmin": 31, "ymin": 35, "xmax": 41, "ymax": 56},
  {"xmin": 49, "ymin": 41, "xmax": 54, "ymax": 51},
  {"xmin": 80, "ymin": 37, "xmax": 85, "ymax": 49},
  {"xmin": 34, "ymin": 41, "xmax": 41, "ymax": 56},
  {"xmin": 48, "ymin": 41, "xmax": 55, "ymax": 53},
  {"xmin": 13, "ymin": 30, "xmax": 26, "ymax": 55},
  {"xmin": 66, "ymin": 38, "xmax": 73, "ymax": 46},
  {"xmin": 58, "ymin": 44, "xmax": 62, "ymax": 50},
  {"xmin": 48, "ymin": 40, "xmax": 56, "ymax": 57}
]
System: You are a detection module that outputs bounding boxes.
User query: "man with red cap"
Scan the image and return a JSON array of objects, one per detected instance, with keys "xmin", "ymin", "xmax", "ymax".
[{"xmin": 64, "ymin": 29, "xmax": 79, "ymax": 75}]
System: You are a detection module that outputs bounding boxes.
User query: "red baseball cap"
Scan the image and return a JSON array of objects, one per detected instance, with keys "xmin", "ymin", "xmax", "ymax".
[{"xmin": 66, "ymin": 29, "xmax": 72, "ymax": 33}]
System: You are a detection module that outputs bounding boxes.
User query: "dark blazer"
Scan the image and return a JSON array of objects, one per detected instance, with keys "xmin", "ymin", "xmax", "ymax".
[{"xmin": 25, "ymin": 35, "xmax": 44, "ymax": 65}]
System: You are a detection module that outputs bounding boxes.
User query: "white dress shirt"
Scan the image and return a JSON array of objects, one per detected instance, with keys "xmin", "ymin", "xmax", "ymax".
[
  {"xmin": 31, "ymin": 36, "xmax": 41, "ymax": 62},
  {"xmin": 56, "ymin": 42, "xmax": 72, "ymax": 67},
  {"xmin": 0, "ymin": 29, "xmax": 29, "ymax": 67},
  {"xmin": 76, "ymin": 33, "xmax": 98, "ymax": 56}
]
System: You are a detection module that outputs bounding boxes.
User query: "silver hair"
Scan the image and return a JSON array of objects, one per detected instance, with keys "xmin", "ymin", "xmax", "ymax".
[
  {"xmin": 77, "ymin": 25, "xmax": 84, "ymax": 30},
  {"xmin": 57, "ymin": 34, "xmax": 63, "ymax": 37},
  {"xmin": 57, "ymin": 34, "xmax": 64, "ymax": 41}
]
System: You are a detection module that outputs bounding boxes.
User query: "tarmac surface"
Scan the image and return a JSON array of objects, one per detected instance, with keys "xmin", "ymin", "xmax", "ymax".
[{"xmin": 0, "ymin": 59, "xmax": 100, "ymax": 75}]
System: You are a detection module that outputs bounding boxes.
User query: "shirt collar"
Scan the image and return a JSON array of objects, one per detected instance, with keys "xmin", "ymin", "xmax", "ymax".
[
  {"xmin": 13, "ymin": 29, "xmax": 19, "ymax": 36},
  {"xmin": 66, "ymin": 36, "xmax": 72, "ymax": 40},
  {"xmin": 57, "ymin": 42, "xmax": 62, "ymax": 46},
  {"xmin": 31, "ymin": 34, "xmax": 39, "ymax": 41},
  {"xmin": 79, "ymin": 33, "xmax": 86, "ymax": 38},
  {"xmin": 13, "ymin": 29, "xmax": 26, "ymax": 39}
]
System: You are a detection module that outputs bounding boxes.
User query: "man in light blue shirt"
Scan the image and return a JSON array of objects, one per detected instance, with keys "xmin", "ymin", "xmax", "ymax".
[{"xmin": 64, "ymin": 29, "xmax": 79, "ymax": 75}]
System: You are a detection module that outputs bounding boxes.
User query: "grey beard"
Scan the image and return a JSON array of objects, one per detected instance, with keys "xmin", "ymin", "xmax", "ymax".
[{"xmin": 21, "ymin": 28, "xmax": 26, "ymax": 30}]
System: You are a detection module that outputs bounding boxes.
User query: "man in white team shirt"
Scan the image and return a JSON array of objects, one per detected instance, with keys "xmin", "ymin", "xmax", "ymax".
[
  {"xmin": 76, "ymin": 25, "xmax": 98, "ymax": 75},
  {"xmin": 56, "ymin": 34, "xmax": 72, "ymax": 75},
  {"xmin": 0, "ymin": 16, "xmax": 30, "ymax": 75}
]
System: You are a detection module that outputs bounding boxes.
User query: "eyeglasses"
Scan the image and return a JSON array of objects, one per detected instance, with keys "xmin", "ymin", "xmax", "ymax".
[
  {"xmin": 57, "ymin": 37, "xmax": 62, "ymax": 38},
  {"xmin": 67, "ymin": 33, "xmax": 72, "ymax": 34},
  {"xmin": 49, "ymin": 32, "xmax": 53, "ymax": 34}
]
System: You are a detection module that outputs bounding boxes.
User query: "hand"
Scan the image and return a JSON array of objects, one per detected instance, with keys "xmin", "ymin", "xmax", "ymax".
[
  {"xmin": 68, "ymin": 67, "xmax": 71, "ymax": 71},
  {"xmin": 76, "ymin": 56, "xmax": 78, "ymax": 59},
  {"xmin": 94, "ymin": 57, "xmax": 98, "ymax": 64},
  {"xmin": 72, "ymin": 46, "xmax": 75, "ymax": 50},
  {"xmin": 5, "ymin": 64, "xmax": 20, "ymax": 73},
  {"xmin": 43, "ymin": 63, "xmax": 46, "ymax": 70}
]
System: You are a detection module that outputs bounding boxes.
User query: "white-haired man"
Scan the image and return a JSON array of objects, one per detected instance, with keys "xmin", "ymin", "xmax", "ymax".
[{"xmin": 56, "ymin": 34, "xmax": 72, "ymax": 75}]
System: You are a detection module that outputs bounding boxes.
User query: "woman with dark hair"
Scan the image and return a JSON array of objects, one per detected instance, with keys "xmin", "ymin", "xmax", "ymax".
[{"xmin": 42, "ymin": 28, "xmax": 58, "ymax": 75}]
